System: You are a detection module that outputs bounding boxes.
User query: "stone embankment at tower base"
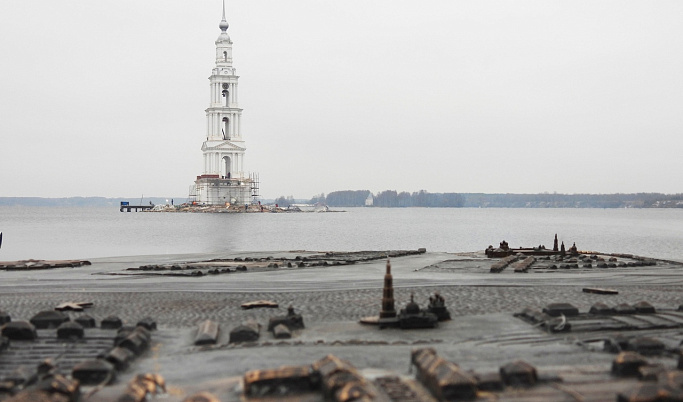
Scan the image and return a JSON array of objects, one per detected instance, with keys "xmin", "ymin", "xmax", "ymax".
[{"xmin": 146, "ymin": 203, "xmax": 341, "ymax": 213}]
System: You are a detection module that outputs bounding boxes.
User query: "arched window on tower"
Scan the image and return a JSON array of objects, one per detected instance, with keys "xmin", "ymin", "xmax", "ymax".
[
  {"xmin": 221, "ymin": 83, "xmax": 229, "ymax": 107},
  {"xmin": 222, "ymin": 117, "xmax": 230, "ymax": 140},
  {"xmin": 223, "ymin": 51, "xmax": 227, "ymax": 62}
]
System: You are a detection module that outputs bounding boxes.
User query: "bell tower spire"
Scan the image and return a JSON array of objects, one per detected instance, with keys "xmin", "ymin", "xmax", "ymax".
[
  {"xmin": 215, "ymin": 0, "xmax": 232, "ymax": 66},
  {"xmin": 219, "ymin": 0, "xmax": 229, "ymax": 33}
]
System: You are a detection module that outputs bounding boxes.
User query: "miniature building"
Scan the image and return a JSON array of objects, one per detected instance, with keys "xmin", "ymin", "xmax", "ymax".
[
  {"xmin": 379, "ymin": 259, "xmax": 397, "ymax": 319},
  {"xmin": 486, "ymin": 235, "xmax": 587, "ymax": 258},
  {"xmin": 569, "ymin": 242, "xmax": 579, "ymax": 256},
  {"xmin": 189, "ymin": 2, "xmax": 259, "ymax": 205},
  {"xmin": 243, "ymin": 365, "xmax": 320, "ymax": 397},
  {"xmin": 194, "ymin": 320, "xmax": 220, "ymax": 346},
  {"xmin": 71, "ymin": 359, "xmax": 116, "ymax": 385},
  {"xmin": 272, "ymin": 324, "xmax": 291, "ymax": 339},
  {"xmin": 553, "ymin": 234, "xmax": 559, "ymax": 252},
  {"xmin": 75, "ymin": 315, "xmax": 96, "ymax": 328},
  {"xmin": 229, "ymin": 320, "xmax": 260, "ymax": 343},
  {"xmin": 486, "ymin": 240, "xmax": 513, "ymax": 257},
  {"xmin": 101, "ymin": 315, "xmax": 123, "ymax": 329},
  {"xmin": 29, "ymin": 310, "xmax": 68, "ymax": 329},
  {"xmin": 500, "ymin": 360, "xmax": 538, "ymax": 386},
  {"xmin": 411, "ymin": 348, "xmax": 477, "ymax": 400},
  {"xmin": 427, "ymin": 292, "xmax": 451, "ymax": 321},
  {"xmin": 398, "ymin": 294, "xmax": 438, "ymax": 329},
  {"xmin": 267, "ymin": 306, "xmax": 305, "ymax": 332},
  {"xmin": 2, "ymin": 321, "xmax": 37, "ymax": 340},
  {"xmin": 312, "ymin": 355, "xmax": 377, "ymax": 401},
  {"xmin": 57, "ymin": 322, "xmax": 84, "ymax": 340}
]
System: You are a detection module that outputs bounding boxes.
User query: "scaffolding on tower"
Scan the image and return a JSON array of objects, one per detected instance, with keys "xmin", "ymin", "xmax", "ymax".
[
  {"xmin": 188, "ymin": 184, "xmax": 198, "ymax": 204},
  {"xmin": 250, "ymin": 173, "xmax": 260, "ymax": 203}
]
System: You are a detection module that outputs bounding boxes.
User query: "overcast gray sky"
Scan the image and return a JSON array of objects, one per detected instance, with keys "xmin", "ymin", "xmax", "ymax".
[{"xmin": 1, "ymin": 1, "xmax": 681, "ymax": 199}]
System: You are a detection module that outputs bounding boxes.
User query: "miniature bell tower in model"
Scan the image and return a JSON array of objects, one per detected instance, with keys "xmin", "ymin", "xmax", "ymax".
[
  {"xmin": 380, "ymin": 259, "xmax": 397, "ymax": 319},
  {"xmin": 190, "ymin": 1, "xmax": 259, "ymax": 205}
]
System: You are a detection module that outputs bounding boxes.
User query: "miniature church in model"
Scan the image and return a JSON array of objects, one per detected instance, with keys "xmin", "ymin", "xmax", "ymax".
[{"xmin": 189, "ymin": 2, "xmax": 259, "ymax": 205}]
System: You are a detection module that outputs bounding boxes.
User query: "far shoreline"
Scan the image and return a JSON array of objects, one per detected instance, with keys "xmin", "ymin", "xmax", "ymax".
[{"xmin": 1, "ymin": 191, "xmax": 682, "ymax": 209}]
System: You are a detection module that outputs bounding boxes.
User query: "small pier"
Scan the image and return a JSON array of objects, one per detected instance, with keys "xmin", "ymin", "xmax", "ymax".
[{"xmin": 120, "ymin": 202, "xmax": 154, "ymax": 212}]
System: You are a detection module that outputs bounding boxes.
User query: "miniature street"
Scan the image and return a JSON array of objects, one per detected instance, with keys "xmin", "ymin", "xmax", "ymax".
[{"xmin": 1, "ymin": 247, "xmax": 683, "ymax": 401}]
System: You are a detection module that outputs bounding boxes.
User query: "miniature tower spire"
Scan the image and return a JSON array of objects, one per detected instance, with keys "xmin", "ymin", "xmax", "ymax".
[
  {"xmin": 553, "ymin": 234, "xmax": 559, "ymax": 252},
  {"xmin": 380, "ymin": 259, "xmax": 397, "ymax": 319}
]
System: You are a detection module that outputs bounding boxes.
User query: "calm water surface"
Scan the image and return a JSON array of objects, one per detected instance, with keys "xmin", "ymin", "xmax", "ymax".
[{"xmin": 0, "ymin": 206, "xmax": 681, "ymax": 261}]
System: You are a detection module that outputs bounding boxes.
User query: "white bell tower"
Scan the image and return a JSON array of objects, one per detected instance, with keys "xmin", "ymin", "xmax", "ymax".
[
  {"xmin": 202, "ymin": 1, "xmax": 245, "ymax": 178},
  {"xmin": 191, "ymin": 1, "xmax": 258, "ymax": 206}
]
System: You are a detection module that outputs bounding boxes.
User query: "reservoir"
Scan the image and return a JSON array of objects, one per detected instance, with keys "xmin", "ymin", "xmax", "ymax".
[{"xmin": 0, "ymin": 207, "xmax": 680, "ymax": 262}]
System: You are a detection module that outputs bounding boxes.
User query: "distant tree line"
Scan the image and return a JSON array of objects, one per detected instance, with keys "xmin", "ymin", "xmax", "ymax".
[
  {"xmin": 373, "ymin": 190, "xmax": 465, "ymax": 208},
  {"xmin": 310, "ymin": 190, "xmax": 465, "ymax": 208},
  {"xmin": 323, "ymin": 190, "xmax": 369, "ymax": 207},
  {"xmin": 273, "ymin": 195, "xmax": 295, "ymax": 207},
  {"xmin": 292, "ymin": 191, "xmax": 683, "ymax": 208}
]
